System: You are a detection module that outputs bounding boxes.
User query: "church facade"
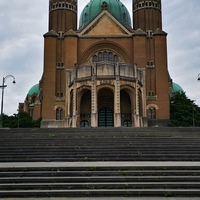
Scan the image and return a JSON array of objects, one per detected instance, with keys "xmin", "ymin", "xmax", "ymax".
[{"xmin": 24, "ymin": 0, "xmax": 171, "ymax": 128}]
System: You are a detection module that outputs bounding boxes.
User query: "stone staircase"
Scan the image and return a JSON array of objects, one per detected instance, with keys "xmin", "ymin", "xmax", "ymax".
[{"xmin": 0, "ymin": 127, "xmax": 200, "ymax": 198}]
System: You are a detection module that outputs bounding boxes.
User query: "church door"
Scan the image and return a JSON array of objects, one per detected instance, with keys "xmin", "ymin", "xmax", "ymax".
[{"xmin": 98, "ymin": 107, "xmax": 114, "ymax": 127}]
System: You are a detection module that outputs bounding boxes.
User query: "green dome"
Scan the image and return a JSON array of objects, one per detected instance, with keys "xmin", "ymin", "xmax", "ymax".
[
  {"xmin": 28, "ymin": 84, "xmax": 39, "ymax": 97},
  {"xmin": 79, "ymin": 0, "xmax": 132, "ymax": 29},
  {"xmin": 172, "ymin": 82, "xmax": 184, "ymax": 93}
]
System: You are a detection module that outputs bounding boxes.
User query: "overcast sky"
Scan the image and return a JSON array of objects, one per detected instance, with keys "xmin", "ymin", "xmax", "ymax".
[{"xmin": 0, "ymin": 0, "xmax": 200, "ymax": 116}]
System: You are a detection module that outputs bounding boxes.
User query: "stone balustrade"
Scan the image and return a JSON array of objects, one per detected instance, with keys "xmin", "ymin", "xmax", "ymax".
[{"xmin": 69, "ymin": 62, "xmax": 144, "ymax": 85}]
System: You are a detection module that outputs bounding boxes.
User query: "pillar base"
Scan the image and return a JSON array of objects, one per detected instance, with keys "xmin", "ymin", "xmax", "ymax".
[
  {"xmin": 91, "ymin": 113, "xmax": 98, "ymax": 127},
  {"xmin": 114, "ymin": 113, "xmax": 121, "ymax": 127}
]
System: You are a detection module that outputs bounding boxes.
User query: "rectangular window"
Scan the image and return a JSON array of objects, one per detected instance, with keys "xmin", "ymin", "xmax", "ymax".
[
  {"xmin": 56, "ymin": 108, "xmax": 64, "ymax": 120},
  {"xmin": 57, "ymin": 62, "xmax": 64, "ymax": 69},
  {"xmin": 148, "ymin": 108, "xmax": 156, "ymax": 119},
  {"xmin": 147, "ymin": 60, "xmax": 154, "ymax": 68}
]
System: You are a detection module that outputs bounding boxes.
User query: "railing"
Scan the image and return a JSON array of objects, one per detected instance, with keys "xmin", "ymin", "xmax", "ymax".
[{"xmin": 69, "ymin": 62, "xmax": 144, "ymax": 85}]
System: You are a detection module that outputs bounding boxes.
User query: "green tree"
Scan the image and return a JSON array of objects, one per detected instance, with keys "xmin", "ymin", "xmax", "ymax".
[
  {"xmin": 2, "ymin": 111, "xmax": 42, "ymax": 128},
  {"xmin": 170, "ymin": 92, "xmax": 200, "ymax": 127}
]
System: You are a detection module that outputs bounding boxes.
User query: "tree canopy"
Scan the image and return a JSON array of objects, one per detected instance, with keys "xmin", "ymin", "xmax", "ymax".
[
  {"xmin": 2, "ymin": 111, "xmax": 41, "ymax": 128},
  {"xmin": 170, "ymin": 92, "xmax": 200, "ymax": 127}
]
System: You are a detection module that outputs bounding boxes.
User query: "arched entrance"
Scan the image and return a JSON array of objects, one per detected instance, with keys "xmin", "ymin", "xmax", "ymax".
[
  {"xmin": 98, "ymin": 88, "xmax": 114, "ymax": 127},
  {"xmin": 120, "ymin": 89, "xmax": 132, "ymax": 127},
  {"xmin": 80, "ymin": 90, "xmax": 91, "ymax": 127}
]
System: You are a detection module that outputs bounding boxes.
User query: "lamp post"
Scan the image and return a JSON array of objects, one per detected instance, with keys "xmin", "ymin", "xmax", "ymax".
[
  {"xmin": 198, "ymin": 73, "xmax": 200, "ymax": 81},
  {"xmin": 0, "ymin": 75, "xmax": 16, "ymax": 128}
]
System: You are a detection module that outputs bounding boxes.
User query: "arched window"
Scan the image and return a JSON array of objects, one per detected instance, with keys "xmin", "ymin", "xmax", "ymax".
[
  {"xmin": 123, "ymin": 120, "xmax": 131, "ymax": 127},
  {"xmin": 92, "ymin": 55, "xmax": 97, "ymax": 62},
  {"xmin": 84, "ymin": 13, "xmax": 88, "ymax": 23},
  {"xmin": 103, "ymin": 51, "xmax": 108, "ymax": 61},
  {"xmin": 114, "ymin": 55, "xmax": 118, "ymax": 63},
  {"xmin": 91, "ymin": 51, "xmax": 122, "ymax": 63},
  {"xmin": 80, "ymin": 120, "xmax": 89, "ymax": 127},
  {"xmin": 98, "ymin": 52, "xmax": 103, "ymax": 62},
  {"xmin": 108, "ymin": 52, "xmax": 113, "ymax": 61},
  {"xmin": 123, "ymin": 12, "xmax": 126, "ymax": 21},
  {"xmin": 56, "ymin": 108, "xmax": 64, "ymax": 120},
  {"xmin": 148, "ymin": 108, "xmax": 156, "ymax": 119}
]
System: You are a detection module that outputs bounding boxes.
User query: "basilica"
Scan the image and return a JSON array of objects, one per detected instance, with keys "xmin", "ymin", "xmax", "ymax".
[{"xmin": 24, "ymin": 0, "xmax": 172, "ymax": 128}]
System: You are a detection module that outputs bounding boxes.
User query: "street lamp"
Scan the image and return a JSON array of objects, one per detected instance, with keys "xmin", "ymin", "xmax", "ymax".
[
  {"xmin": 0, "ymin": 75, "xmax": 16, "ymax": 128},
  {"xmin": 198, "ymin": 73, "xmax": 200, "ymax": 81}
]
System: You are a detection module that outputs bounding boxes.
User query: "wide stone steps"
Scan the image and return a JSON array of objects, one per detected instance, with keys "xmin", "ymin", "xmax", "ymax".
[
  {"xmin": 1, "ymin": 128, "xmax": 200, "ymax": 162},
  {"xmin": 0, "ymin": 166, "xmax": 200, "ymax": 197},
  {"xmin": 1, "ymin": 127, "xmax": 200, "ymax": 198}
]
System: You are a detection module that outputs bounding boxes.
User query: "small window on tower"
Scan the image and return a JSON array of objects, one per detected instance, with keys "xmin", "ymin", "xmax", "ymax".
[
  {"xmin": 146, "ymin": 30, "xmax": 153, "ymax": 38},
  {"xmin": 58, "ymin": 32, "xmax": 64, "ymax": 39}
]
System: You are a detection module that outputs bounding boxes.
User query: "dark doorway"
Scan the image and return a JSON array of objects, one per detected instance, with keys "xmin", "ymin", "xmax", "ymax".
[{"xmin": 98, "ymin": 107, "xmax": 114, "ymax": 127}]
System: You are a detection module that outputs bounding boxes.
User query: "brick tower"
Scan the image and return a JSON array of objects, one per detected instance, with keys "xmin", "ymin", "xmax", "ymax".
[
  {"xmin": 41, "ymin": 0, "xmax": 77, "ymax": 123},
  {"xmin": 132, "ymin": 0, "xmax": 170, "ymax": 126}
]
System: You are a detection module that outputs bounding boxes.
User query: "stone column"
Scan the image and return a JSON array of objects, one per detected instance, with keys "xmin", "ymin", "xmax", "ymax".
[
  {"xmin": 65, "ymin": 69, "xmax": 72, "ymax": 127},
  {"xmin": 114, "ymin": 63, "xmax": 121, "ymax": 127},
  {"xmin": 141, "ymin": 69, "xmax": 147, "ymax": 127},
  {"xmin": 134, "ymin": 80, "xmax": 140, "ymax": 127},
  {"xmin": 72, "ymin": 81, "xmax": 77, "ymax": 128},
  {"xmin": 91, "ymin": 63, "xmax": 98, "ymax": 127}
]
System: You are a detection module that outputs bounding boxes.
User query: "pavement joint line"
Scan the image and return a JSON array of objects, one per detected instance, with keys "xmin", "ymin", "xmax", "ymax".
[
  {"xmin": 1, "ymin": 161, "xmax": 200, "ymax": 168},
  {"xmin": 1, "ymin": 198, "xmax": 200, "ymax": 200}
]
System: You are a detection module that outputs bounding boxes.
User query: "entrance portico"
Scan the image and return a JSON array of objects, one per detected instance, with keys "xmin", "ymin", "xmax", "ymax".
[{"xmin": 68, "ymin": 61, "xmax": 146, "ymax": 128}]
